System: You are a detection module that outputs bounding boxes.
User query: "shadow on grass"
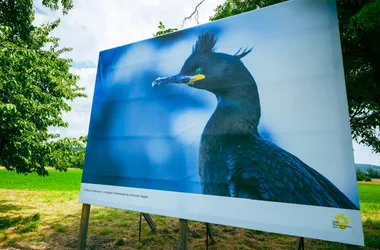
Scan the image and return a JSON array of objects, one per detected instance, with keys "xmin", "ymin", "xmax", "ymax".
[
  {"xmin": 0, "ymin": 200, "xmax": 22, "ymax": 213},
  {"xmin": 47, "ymin": 210, "xmax": 296, "ymax": 250},
  {"xmin": 43, "ymin": 208, "xmax": 181, "ymax": 249},
  {"xmin": 363, "ymin": 218, "xmax": 380, "ymax": 229},
  {"xmin": 363, "ymin": 219, "xmax": 380, "ymax": 249},
  {"xmin": 0, "ymin": 199, "xmax": 35, "ymax": 213},
  {"xmin": 2, "ymin": 243, "xmax": 35, "ymax": 250},
  {"xmin": 0, "ymin": 213, "xmax": 40, "ymax": 233}
]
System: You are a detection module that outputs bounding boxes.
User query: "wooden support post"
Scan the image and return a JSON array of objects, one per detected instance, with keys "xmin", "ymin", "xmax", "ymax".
[
  {"xmin": 178, "ymin": 219, "xmax": 189, "ymax": 250},
  {"xmin": 205, "ymin": 223, "xmax": 215, "ymax": 249},
  {"xmin": 142, "ymin": 213, "xmax": 157, "ymax": 232},
  {"xmin": 206, "ymin": 223, "xmax": 214, "ymax": 241},
  {"xmin": 138, "ymin": 213, "xmax": 157, "ymax": 241},
  {"xmin": 139, "ymin": 213, "xmax": 142, "ymax": 241},
  {"xmin": 78, "ymin": 204, "xmax": 91, "ymax": 250},
  {"xmin": 295, "ymin": 237, "xmax": 304, "ymax": 250},
  {"xmin": 206, "ymin": 223, "xmax": 209, "ymax": 250}
]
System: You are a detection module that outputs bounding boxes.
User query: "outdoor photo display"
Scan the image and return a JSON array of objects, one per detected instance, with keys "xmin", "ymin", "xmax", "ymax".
[{"xmin": 79, "ymin": 0, "xmax": 364, "ymax": 245}]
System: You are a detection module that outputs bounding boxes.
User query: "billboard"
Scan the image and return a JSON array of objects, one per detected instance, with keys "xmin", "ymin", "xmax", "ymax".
[{"xmin": 79, "ymin": 0, "xmax": 364, "ymax": 245}]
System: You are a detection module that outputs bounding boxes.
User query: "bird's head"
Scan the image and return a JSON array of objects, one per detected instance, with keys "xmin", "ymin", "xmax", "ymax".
[{"xmin": 152, "ymin": 32, "xmax": 254, "ymax": 95}]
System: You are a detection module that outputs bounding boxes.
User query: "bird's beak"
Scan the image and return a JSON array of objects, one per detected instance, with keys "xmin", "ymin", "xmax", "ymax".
[{"xmin": 152, "ymin": 74, "xmax": 205, "ymax": 87}]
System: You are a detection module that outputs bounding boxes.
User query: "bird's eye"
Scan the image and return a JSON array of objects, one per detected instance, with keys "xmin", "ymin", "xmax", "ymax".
[{"xmin": 195, "ymin": 67, "xmax": 202, "ymax": 74}]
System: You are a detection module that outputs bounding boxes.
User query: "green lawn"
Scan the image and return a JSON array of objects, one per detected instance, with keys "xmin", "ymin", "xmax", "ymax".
[
  {"xmin": 358, "ymin": 183, "xmax": 380, "ymax": 213},
  {"xmin": 0, "ymin": 168, "xmax": 379, "ymax": 249},
  {"xmin": 0, "ymin": 167, "xmax": 82, "ymax": 191}
]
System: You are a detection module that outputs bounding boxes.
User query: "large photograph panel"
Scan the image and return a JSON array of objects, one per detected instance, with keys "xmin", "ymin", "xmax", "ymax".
[{"xmin": 79, "ymin": 0, "xmax": 364, "ymax": 245}]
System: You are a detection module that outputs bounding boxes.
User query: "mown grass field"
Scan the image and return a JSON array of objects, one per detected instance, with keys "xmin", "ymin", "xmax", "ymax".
[{"xmin": 0, "ymin": 167, "xmax": 379, "ymax": 249}]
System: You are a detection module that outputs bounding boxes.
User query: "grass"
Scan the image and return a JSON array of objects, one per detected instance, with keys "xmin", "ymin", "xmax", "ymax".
[
  {"xmin": 358, "ymin": 183, "xmax": 380, "ymax": 213},
  {"xmin": 0, "ymin": 167, "xmax": 82, "ymax": 191},
  {"xmin": 0, "ymin": 168, "xmax": 379, "ymax": 249}
]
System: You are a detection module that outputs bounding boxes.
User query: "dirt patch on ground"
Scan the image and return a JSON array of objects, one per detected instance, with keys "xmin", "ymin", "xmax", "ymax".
[{"xmin": 359, "ymin": 179, "xmax": 380, "ymax": 185}]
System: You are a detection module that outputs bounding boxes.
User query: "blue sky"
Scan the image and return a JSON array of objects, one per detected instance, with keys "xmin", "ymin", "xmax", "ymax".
[{"xmin": 33, "ymin": 0, "xmax": 379, "ymax": 166}]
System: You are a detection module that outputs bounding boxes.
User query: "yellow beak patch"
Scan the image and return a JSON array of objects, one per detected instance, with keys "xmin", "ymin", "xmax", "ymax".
[{"xmin": 189, "ymin": 74, "xmax": 205, "ymax": 85}]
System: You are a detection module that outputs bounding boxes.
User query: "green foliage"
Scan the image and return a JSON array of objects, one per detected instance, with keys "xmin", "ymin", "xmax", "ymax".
[
  {"xmin": 339, "ymin": 0, "xmax": 380, "ymax": 154},
  {"xmin": 48, "ymin": 136, "xmax": 87, "ymax": 170},
  {"xmin": 41, "ymin": 0, "xmax": 74, "ymax": 14},
  {"xmin": 367, "ymin": 166, "xmax": 380, "ymax": 178},
  {"xmin": 356, "ymin": 166, "xmax": 380, "ymax": 180},
  {"xmin": 153, "ymin": 21, "xmax": 178, "ymax": 37},
  {"xmin": 0, "ymin": 0, "xmax": 86, "ymax": 176},
  {"xmin": 156, "ymin": 0, "xmax": 380, "ymax": 154},
  {"xmin": 209, "ymin": 0, "xmax": 287, "ymax": 21},
  {"xmin": 356, "ymin": 168, "xmax": 370, "ymax": 181},
  {"xmin": 348, "ymin": 0, "xmax": 380, "ymax": 32}
]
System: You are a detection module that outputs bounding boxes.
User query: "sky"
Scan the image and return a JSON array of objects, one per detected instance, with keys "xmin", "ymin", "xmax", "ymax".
[{"xmin": 32, "ymin": 0, "xmax": 379, "ymax": 166}]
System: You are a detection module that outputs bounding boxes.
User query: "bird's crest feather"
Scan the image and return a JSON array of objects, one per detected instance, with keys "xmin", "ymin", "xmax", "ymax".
[
  {"xmin": 234, "ymin": 46, "xmax": 254, "ymax": 59},
  {"xmin": 191, "ymin": 32, "xmax": 254, "ymax": 59},
  {"xmin": 192, "ymin": 32, "xmax": 217, "ymax": 56}
]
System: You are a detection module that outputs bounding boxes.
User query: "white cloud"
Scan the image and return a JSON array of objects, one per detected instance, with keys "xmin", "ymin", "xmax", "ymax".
[
  {"xmin": 34, "ymin": 0, "xmax": 225, "ymax": 64},
  {"xmin": 353, "ymin": 141, "xmax": 380, "ymax": 165},
  {"xmin": 59, "ymin": 68, "xmax": 96, "ymax": 138}
]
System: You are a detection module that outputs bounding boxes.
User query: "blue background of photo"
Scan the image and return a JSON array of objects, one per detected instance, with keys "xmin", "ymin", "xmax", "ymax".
[{"xmin": 81, "ymin": 0, "xmax": 360, "ymax": 207}]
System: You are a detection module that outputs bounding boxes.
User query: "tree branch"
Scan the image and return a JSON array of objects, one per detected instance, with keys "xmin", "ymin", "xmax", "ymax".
[
  {"xmin": 350, "ymin": 101, "xmax": 366, "ymax": 121},
  {"xmin": 182, "ymin": 0, "xmax": 206, "ymax": 28}
]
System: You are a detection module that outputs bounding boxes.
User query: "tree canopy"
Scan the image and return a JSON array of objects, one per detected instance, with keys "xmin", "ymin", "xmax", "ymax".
[
  {"xmin": 155, "ymin": 0, "xmax": 380, "ymax": 154},
  {"xmin": 0, "ymin": 0, "xmax": 86, "ymax": 176}
]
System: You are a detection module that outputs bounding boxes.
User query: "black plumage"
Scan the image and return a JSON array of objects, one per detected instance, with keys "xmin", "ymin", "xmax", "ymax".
[{"xmin": 152, "ymin": 32, "xmax": 358, "ymax": 210}]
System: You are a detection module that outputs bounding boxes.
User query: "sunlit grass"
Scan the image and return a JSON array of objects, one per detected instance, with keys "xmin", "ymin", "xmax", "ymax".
[
  {"xmin": 0, "ymin": 168, "xmax": 379, "ymax": 249},
  {"xmin": 0, "ymin": 167, "xmax": 82, "ymax": 191}
]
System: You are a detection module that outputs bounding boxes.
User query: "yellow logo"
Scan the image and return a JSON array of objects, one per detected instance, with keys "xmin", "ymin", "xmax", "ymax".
[
  {"xmin": 334, "ymin": 214, "xmax": 349, "ymax": 230},
  {"xmin": 332, "ymin": 213, "xmax": 351, "ymax": 231}
]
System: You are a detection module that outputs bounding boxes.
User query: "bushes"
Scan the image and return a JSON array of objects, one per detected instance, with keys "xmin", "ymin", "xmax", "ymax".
[
  {"xmin": 367, "ymin": 167, "xmax": 380, "ymax": 179},
  {"xmin": 356, "ymin": 167, "xmax": 380, "ymax": 182},
  {"xmin": 357, "ymin": 169, "xmax": 370, "ymax": 181},
  {"xmin": 48, "ymin": 136, "xmax": 87, "ymax": 170}
]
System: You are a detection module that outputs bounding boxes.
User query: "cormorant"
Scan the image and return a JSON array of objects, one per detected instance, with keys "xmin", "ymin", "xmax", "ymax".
[{"xmin": 152, "ymin": 32, "xmax": 358, "ymax": 210}]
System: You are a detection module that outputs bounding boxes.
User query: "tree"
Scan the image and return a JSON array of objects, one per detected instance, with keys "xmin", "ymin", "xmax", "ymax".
[
  {"xmin": 367, "ymin": 166, "xmax": 380, "ymax": 178},
  {"xmin": 48, "ymin": 135, "xmax": 87, "ymax": 170},
  {"xmin": 339, "ymin": 0, "xmax": 380, "ymax": 154},
  {"xmin": 155, "ymin": 0, "xmax": 380, "ymax": 154},
  {"xmin": 356, "ymin": 168, "xmax": 369, "ymax": 181},
  {"xmin": 0, "ymin": 0, "xmax": 86, "ymax": 176}
]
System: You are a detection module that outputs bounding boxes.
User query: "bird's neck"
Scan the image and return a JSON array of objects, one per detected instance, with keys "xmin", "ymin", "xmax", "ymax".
[{"xmin": 205, "ymin": 83, "xmax": 261, "ymax": 136}]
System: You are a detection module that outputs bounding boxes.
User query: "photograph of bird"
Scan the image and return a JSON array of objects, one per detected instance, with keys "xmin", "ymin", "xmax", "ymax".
[{"xmin": 152, "ymin": 32, "xmax": 358, "ymax": 210}]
